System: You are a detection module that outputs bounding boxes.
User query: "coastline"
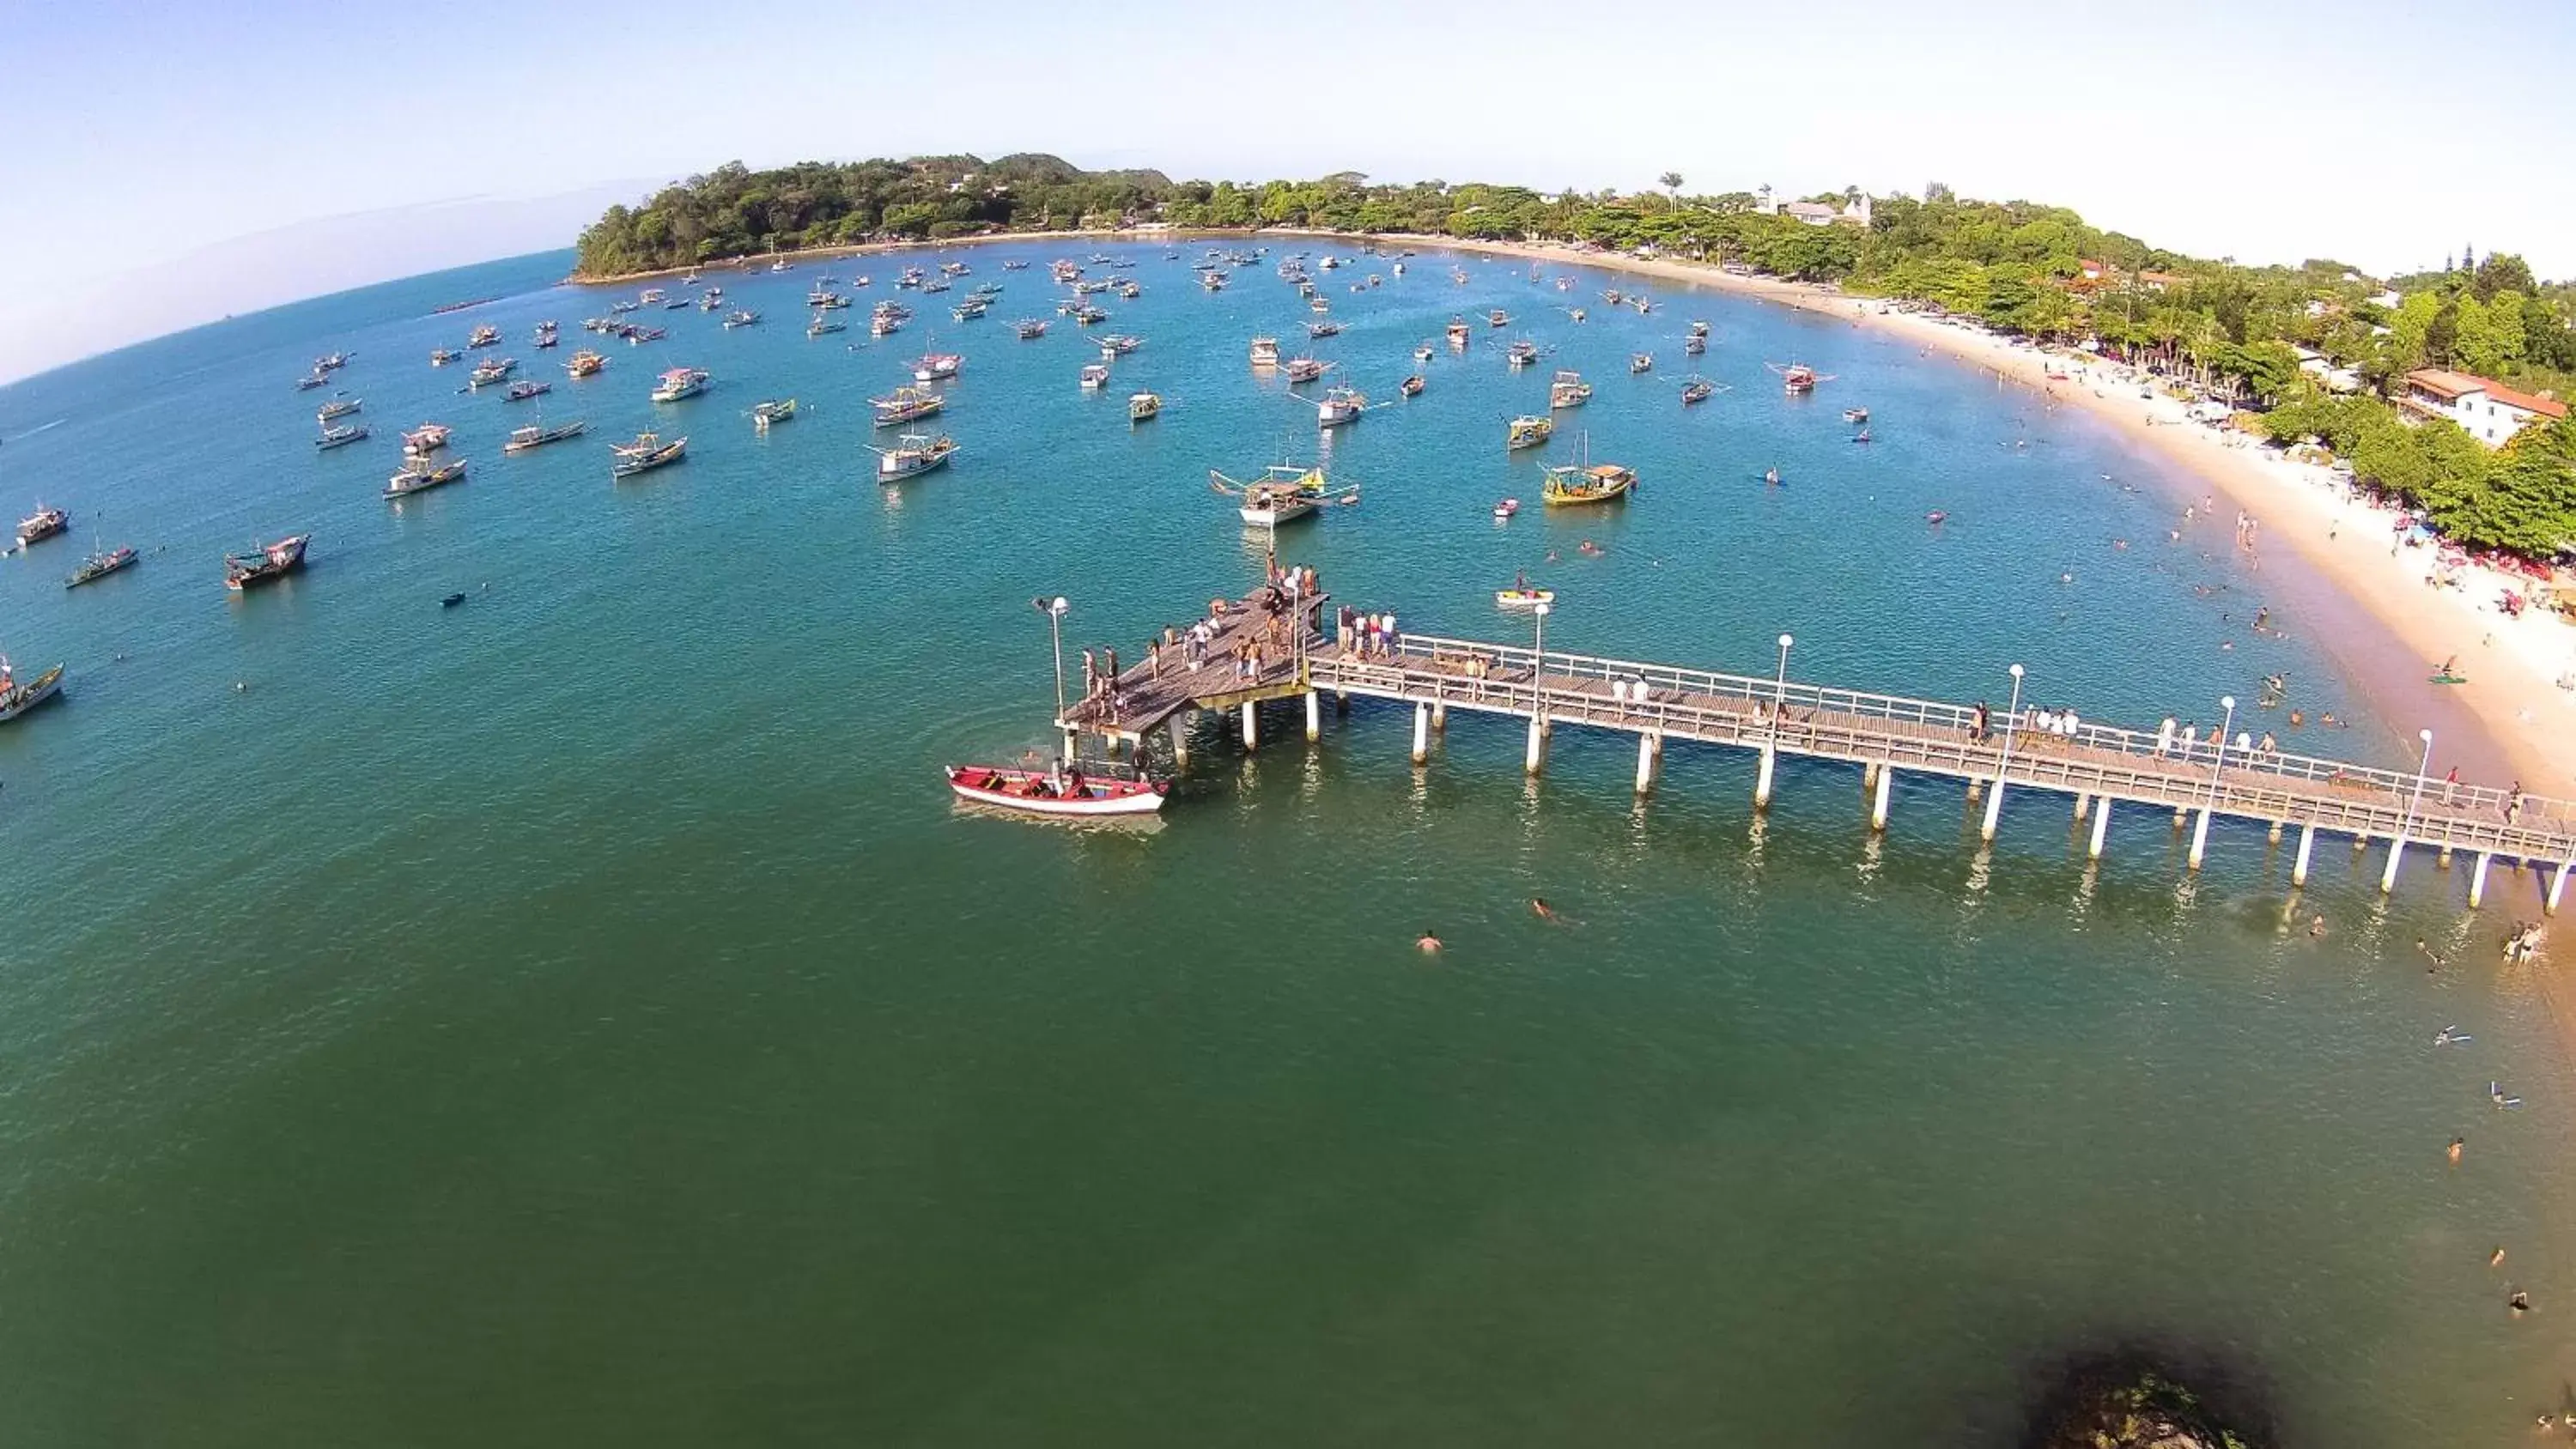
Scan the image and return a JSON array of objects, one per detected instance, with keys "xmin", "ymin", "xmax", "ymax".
[
  {"xmin": 1361, "ymin": 233, "xmax": 2576, "ymax": 793},
  {"xmin": 564, "ymin": 227, "xmax": 1233, "ymax": 288}
]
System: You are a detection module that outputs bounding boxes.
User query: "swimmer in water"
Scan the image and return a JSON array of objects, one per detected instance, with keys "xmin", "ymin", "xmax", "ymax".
[
  {"xmin": 1531, "ymin": 898, "xmax": 1557, "ymax": 921},
  {"xmin": 1416, "ymin": 930, "xmax": 1443, "ymax": 954},
  {"xmin": 2508, "ymin": 1288, "xmax": 2531, "ymax": 1315},
  {"xmin": 2309, "ymin": 914, "xmax": 2328, "ymax": 938},
  {"xmin": 2447, "ymin": 1136, "xmax": 2464, "ymax": 1164},
  {"xmin": 2492, "ymin": 1246, "xmax": 2506, "ymax": 1268}
]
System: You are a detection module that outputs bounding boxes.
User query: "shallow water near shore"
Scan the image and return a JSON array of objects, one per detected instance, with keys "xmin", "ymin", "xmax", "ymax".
[{"xmin": 1, "ymin": 243, "xmax": 2569, "ymax": 1446}]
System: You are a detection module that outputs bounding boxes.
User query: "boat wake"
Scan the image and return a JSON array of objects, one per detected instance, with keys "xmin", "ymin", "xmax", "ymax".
[{"xmin": 9, "ymin": 418, "xmax": 68, "ymax": 443}]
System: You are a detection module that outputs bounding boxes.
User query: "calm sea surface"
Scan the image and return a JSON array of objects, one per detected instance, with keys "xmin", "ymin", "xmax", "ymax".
[{"xmin": 0, "ymin": 244, "xmax": 2568, "ymax": 1446}]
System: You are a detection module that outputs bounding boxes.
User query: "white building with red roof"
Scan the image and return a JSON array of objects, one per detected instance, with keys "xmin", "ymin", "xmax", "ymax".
[{"xmin": 2400, "ymin": 368, "xmax": 2567, "ymax": 447}]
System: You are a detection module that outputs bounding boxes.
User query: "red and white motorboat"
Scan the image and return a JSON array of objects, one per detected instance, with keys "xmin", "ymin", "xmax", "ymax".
[{"xmin": 945, "ymin": 764, "xmax": 1169, "ymax": 817}]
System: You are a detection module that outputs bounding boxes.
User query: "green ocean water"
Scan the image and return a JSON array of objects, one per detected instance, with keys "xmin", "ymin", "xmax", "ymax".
[{"xmin": 0, "ymin": 243, "xmax": 2567, "ymax": 1446}]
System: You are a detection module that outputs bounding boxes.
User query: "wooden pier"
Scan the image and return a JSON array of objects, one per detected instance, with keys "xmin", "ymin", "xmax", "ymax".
[{"xmin": 1064, "ymin": 600, "xmax": 2576, "ymax": 910}]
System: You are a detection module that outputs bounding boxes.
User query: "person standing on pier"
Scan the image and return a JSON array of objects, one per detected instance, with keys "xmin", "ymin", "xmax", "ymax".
[{"xmin": 1081, "ymin": 649, "xmax": 1097, "ymax": 699}]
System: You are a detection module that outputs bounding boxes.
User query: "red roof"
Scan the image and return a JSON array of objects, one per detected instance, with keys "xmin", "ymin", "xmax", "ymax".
[{"xmin": 2408, "ymin": 368, "xmax": 2567, "ymax": 419}]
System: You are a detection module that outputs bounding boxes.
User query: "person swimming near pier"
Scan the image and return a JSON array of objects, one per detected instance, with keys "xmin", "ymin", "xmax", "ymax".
[
  {"xmin": 2448, "ymin": 1136, "xmax": 2464, "ymax": 1165},
  {"xmin": 1416, "ymin": 930, "xmax": 1443, "ymax": 954},
  {"xmin": 1531, "ymin": 898, "xmax": 1558, "ymax": 922}
]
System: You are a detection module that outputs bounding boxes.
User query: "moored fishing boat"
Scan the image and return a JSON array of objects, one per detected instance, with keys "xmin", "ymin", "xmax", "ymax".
[
  {"xmin": 911, "ymin": 352, "xmax": 963, "ymax": 383},
  {"xmin": 502, "ymin": 418, "xmax": 588, "ymax": 452},
  {"xmin": 225, "ymin": 533, "xmax": 308, "ymax": 591},
  {"xmin": 428, "ymin": 348, "xmax": 460, "ymax": 366},
  {"xmin": 1689, "ymin": 319, "xmax": 1711, "ymax": 338},
  {"xmin": 567, "ymin": 349, "xmax": 607, "ymax": 378},
  {"xmin": 610, "ymin": 431, "xmax": 688, "ymax": 479},
  {"xmin": 1307, "ymin": 319, "xmax": 1342, "ymax": 338},
  {"xmin": 1249, "ymin": 336, "xmax": 1280, "ymax": 366},
  {"xmin": 1014, "ymin": 318, "xmax": 1048, "ymax": 340},
  {"xmin": 1097, "ymin": 334, "xmax": 1141, "ymax": 356},
  {"xmin": 807, "ymin": 285, "xmax": 848, "ymax": 309},
  {"xmin": 1447, "ymin": 318, "xmax": 1471, "ymax": 348},
  {"xmin": 1209, "ymin": 464, "xmax": 1354, "ymax": 528},
  {"xmin": 64, "ymin": 546, "xmax": 137, "ymax": 588},
  {"xmin": 1844, "ymin": 406, "xmax": 1870, "ymax": 423},
  {"xmin": 1400, "ymin": 373, "xmax": 1425, "ymax": 398},
  {"xmin": 1684, "ymin": 333, "xmax": 1707, "ymax": 356},
  {"xmin": 1540, "ymin": 436, "xmax": 1636, "ymax": 506},
  {"xmin": 722, "ymin": 309, "xmax": 761, "ymax": 329},
  {"xmin": 872, "ymin": 433, "xmax": 957, "ymax": 483},
  {"xmin": 1630, "ymin": 353, "xmax": 1653, "ymax": 374},
  {"xmin": 1506, "ymin": 339, "xmax": 1540, "ymax": 369},
  {"xmin": 386, "ymin": 456, "xmax": 466, "ymax": 498},
  {"xmin": 0, "ymin": 656, "xmax": 65, "ymax": 723},
  {"xmin": 1506, "ymin": 415, "xmax": 1553, "ymax": 450},
  {"xmin": 16, "ymin": 505, "xmax": 69, "ymax": 547},
  {"xmin": 752, "ymin": 398, "xmax": 798, "ymax": 430},
  {"xmin": 1549, "ymin": 370, "xmax": 1592, "ymax": 409},
  {"xmin": 1078, "ymin": 363, "xmax": 1110, "ymax": 391},
  {"xmin": 649, "ymin": 367, "xmax": 709, "ymax": 403},
  {"xmin": 1771, "ymin": 361, "xmax": 1831, "ymax": 395},
  {"xmin": 1282, "ymin": 356, "xmax": 1328, "ymax": 385},
  {"xmin": 316, "ymin": 395, "xmax": 361, "ymax": 421},
  {"xmin": 1487, "ymin": 308, "xmax": 1510, "ymax": 327},
  {"xmin": 466, "ymin": 324, "xmax": 500, "ymax": 349},
  {"xmin": 1315, "ymin": 385, "xmax": 1367, "ymax": 427},
  {"xmin": 466, "ymin": 356, "xmax": 517, "ymax": 389},
  {"xmin": 944, "ymin": 763, "xmax": 1168, "ymax": 818},
  {"xmin": 808, "ymin": 311, "xmax": 847, "ymax": 336},
  {"xmin": 402, "ymin": 422, "xmax": 450, "ymax": 457},
  {"xmin": 627, "ymin": 324, "xmax": 667, "ymax": 344},
  {"xmin": 316, "ymin": 422, "xmax": 370, "ymax": 449},
  {"xmin": 1680, "ymin": 376, "xmax": 1717, "ymax": 406},
  {"xmin": 872, "ymin": 384, "xmax": 945, "ymax": 425},
  {"xmin": 296, "ymin": 372, "xmax": 330, "ymax": 391},
  {"xmin": 1127, "ymin": 391, "xmax": 1162, "ymax": 423},
  {"xmin": 505, "ymin": 379, "xmax": 550, "ymax": 402},
  {"xmin": 315, "ymin": 351, "xmax": 350, "ymax": 372}
]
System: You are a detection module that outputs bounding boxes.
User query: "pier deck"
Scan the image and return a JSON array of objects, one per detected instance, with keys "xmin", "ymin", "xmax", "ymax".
[{"xmin": 1066, "ymin": 609, "xmax": 2576, "ymax": 905}]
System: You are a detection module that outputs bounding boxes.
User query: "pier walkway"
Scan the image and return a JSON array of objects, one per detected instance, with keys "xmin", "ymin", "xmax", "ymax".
[{"xmin": 1065, "ymin": 606, "xmax": 2576, "ymax": 910}]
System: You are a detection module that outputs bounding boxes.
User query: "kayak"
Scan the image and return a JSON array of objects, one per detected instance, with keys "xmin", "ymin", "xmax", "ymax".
[{"xmin": 1497, "ymin": 588, "xmax": 1555, "ymax": 609}]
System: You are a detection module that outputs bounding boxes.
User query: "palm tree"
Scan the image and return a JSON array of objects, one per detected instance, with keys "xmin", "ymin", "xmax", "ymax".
[{"xmin": 1658, "ymin": 172, "xmax": 1683, "ymax": 198}]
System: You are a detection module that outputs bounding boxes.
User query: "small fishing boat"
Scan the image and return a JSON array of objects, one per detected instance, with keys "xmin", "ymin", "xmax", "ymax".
[
  {"xmin": 752, "ymin": 398, "xmax": 798, "ymax": 430},
  {"xmin": 1852, "ymin": 427, "xmax": 1873, "ymax": 444},
  {"xmin": 640, "ymin": 289, "xmax": 665, "ymax": 306},
  {"xmin": 566, "ymin": 349, "xmax": 607, "ymax": 379},
  {"xmin": 912, "ymin": 352, "xmax": 963, "ymax": 383},
  {"xmin": 15, "ymin": 506, "xmax": 68, "ymax": 547},
  {"xmin": 402, "ymin": 423, "xmax": 450, "ymax": 457},
  {"xmin": 1281, "ymin": 356, "xmax": 1330, "ymax": 385},
  {"xmin": 225, "ymin": 533, "xmax": 309, "ymax": 591},
  {"xmin": 628, "ymin": 325, "xmax": 667, "ymax": 344},
  {"xmin": 316, "ymin": 396, "xmax": 362, "ymax": 421},
  {"xmin": 700, "ymin": 288, "xmax": 725, "ymax": 312},
  {"xmin": 502, "ymin": 418, "xmax": 588, "ymax": 452},
  {"xmin": 315, "ymin": 422, "xmax": 371, "ymax": 449},
  {"xmin": 1072, "ymin": 305, "xmax": 1108, "ymax": 325},
  {"xmin": 1688, "ymin": 319, "xmax": 1711, "ymax": 338},
  {"xmin": 1315, "ymin": 385, "xmax": 1367, "ymax": 427},
  {"xmin": 1570, "ymin": 307, "xmax": 1586, "ymax": 323},
  {"xmin": 296, "ymin": 373, "xmax": 330, "ymax": 391},
  {"xmin": 722, "ymin": 309, "xmax": 762, "ymax": 329},
  {"xmin": 0, "ymin": 656, "xmax": 65, "ymax": 723},
  {"xmin": 607, "ymin": 300, "xmax": 639, "ymax": 315},
  {"xmin": 1116, "ymin": 281, "xmax": 1141, "ymax": 300},
  {"xmin": 466, "ymin": 357, "xmax": 517, "ymax": 389},
  {"xmin": 1487, "ymin": 309, "xmax": 1510, "ymax": 328},
  {"xmin": 1506, "ymin": 339, "xmax": 1540, "ymax": 370},
  {"xmin": 808, "ymin": 285, "xmax": 848, "ymax": 309},
  {"xmin": 951, "ymin": 301, "xmax": 988, "ymax": 322},
  {"xmin": 872, "ymin": 433, "xmax": 957, "ymax": 483},
  {"xmin": 870, "ymin": 312, "xmax": 902, "ymax": 337},
  {"xmin": 1684, "ymin": 334, "xmax": 1707, "ymax": 356},
  {"xmin": 1249, "ymin": 336, "xmax": 1281, "ymax": 366},
  {"xmin": 1097, "ymin": 334, "xmax": 1142, "ymax": 356},
  {"xmin": 1414, "ymin": 342, "xmax": 1435, "ymax": 363},
  {"xmin": 1549, "ymin": 371, "xmax": 1592, "ymax": 409},
  {"xmin": 1496, "ymin": 586, "xmax": 1555, "ymax": 609},
  {"xmin": 1447, "ymin": 318, "xmax": 1471, "ymax": 348},
  {"xmin": 649, "ymin": 367, "xmax": 709, "ymax": 403},
  {"xmin": 1602, "ymin": 288, "xmax": 1624, "ymax": 306},
  {"xmin": 1630, "ymin": 354, "xmax": 1652, "ymax": 374},
  {"xmin": 1400, "ymin": 374, "xmax": 1425, "ymax": 398},
  {"xmin": 441, "ymin": 591, "xmax": 467, "ymax": 609},
  {"xmin": 428, "ymin": 348, "xmax": 460, "ymax": 366},
  {"xmin": 316, "ymin": 351, "xmax": 351, "ymax": 372},
  {"xmin": 1014, "ymin": 318, "xmax": 1049, "ymax": 340},
  {"xmin": 66, "ymin": 547, "xmax": 137, "ymax": 587},
  {"xmin": 611, "ymin": 431, "xmax": 688, "ymax": 479},
  {"xmin": 1925, "ymin": 511, "xmax": 1947, "ymax": 524},
  {"xmin": 1771, "ymin": 362, "xmax": 1832, "ymax": 395},
  {"xmin": 1492, "ymin": 498, "xmax": 1520, "ymax": 520},
  {"xmin": 945, "ymin": 762, "xmax": 1167, "ymax": 818},
  {"xmin": 1843, "ymin": 406, "xmax": 1870, "ymax": 424},
  {"xmin": 1003, "ymin": 260, "xmax": 1030, "ymax": 270},
  {"xmin": 1128, "ymin": 391, "xmax": 1162, "ymax": 423},
  {"xmin": 1680, "ymin": 376, "xmax": 1716, "ymax": 406},
  {"xmin": 808, "ymin": 312, "xmax": 847, "ymax": 336},
  {"xmin": 1506, "ymin": 415, "xmax": 1554, "ymax": 451},
  {"xmin": 466, "ymin": 324, "xmax": 500, "ymax": 349},
  {"xmin": 1307, "ymin": 319, "xmax": 1342, "ymax": 338},
  {"xmin": 1540, "ymin": 437, "xmax": 1636, "ymax": 506},
  {"xmin": 872, "ymin": 384, "xmax": 946, "ymax": 424},
  {"xmin": 505, "ymin": 379, "xmax": 550, "ymax": 402},
  {"xmin": 385, "ymin": 456, "xmax": 466, "ymax": 498},
  {"xmin": 1210, "ymin": 464, "xmax": 1353, "ymax": 529},
  {"xmin": 1200, "ymin": 270, "xmax": 1226, "ymax": 291},
  {"xmin": 1079, "ymin": 363, "xmax": 1110, "ymax": 391}
]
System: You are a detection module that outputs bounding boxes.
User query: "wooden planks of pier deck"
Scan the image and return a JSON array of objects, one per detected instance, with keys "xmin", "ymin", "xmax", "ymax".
[{"xmin": 1064, "ymin": 605, "xmax": 2576, "ymax": 908}]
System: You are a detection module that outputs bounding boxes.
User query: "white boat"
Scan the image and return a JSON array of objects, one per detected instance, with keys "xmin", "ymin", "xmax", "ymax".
[
  {"xmin": 1315, "ymin": 385, "xmax": 1366, "ymax": 427},
  {"xmin": 650, "ymin": 367, "xmax": 709, "ymax": 403},
  {"xmin": 912, "ymin": 352, "xmax": 963, "ymax": 383},
  {"xmin": 872, "ymin": 433, "xmax": 957, "ymax": 482},
  {"xmin": 0, "ymin": 656, "xmax": 65, "ymax": 723},
  {"xmin": 1079, "ymin": 363, "xmax": 1109, "ymax": 391},
  {"xmin": 945, "ymin": 763, "xmax": 1167, "ymax": 817}
]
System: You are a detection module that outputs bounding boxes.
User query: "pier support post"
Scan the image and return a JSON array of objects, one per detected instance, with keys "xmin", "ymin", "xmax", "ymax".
[
  {"xmin": 1062, "ymin": 728, "xmax": 1078, "ymax": 761},
  {"xmin": 2088, "ymin": 797, "xmax": 2111, "ymax": 859},
  {"xmin": 1334, "ymin": 688, "xmax": 1349, "ymax": 715},
  {"xmin": 2293, "ymin": 825, "xmax": 2316, "ymax": 886},
  {"xmin": 1635, "ymin": 732, "xmax": 1659, "ymax": 794},
  {"xmin": 1411, "ymin": 703, "xmax": 1430, "ymax": 765},
  {"xmin": 1979, "ymin": 777, "xmax": 2005, "ymax": 841},
  {"xmin": 2551, "ymin": 861, "xmax": 2571, "ymax": 915},
  {"xmin": 1303, "ymin": 689, "xmax": 1321, "ymax": 743},
  {"xmin": 1524, "ymin": 718, "xmax": 1546, "ymax": 776},
  {"xmin": 1864, "ymin": 761, "xmax": 1880, "ymax": 788},
  {"xmin": 2470, "ymin": 852, "xmax": 2493, "ymax": 908},
  {"xmin": 1240, "ymin": 700, "xmax": 1258, "ymax": 752},
  {"xmin": 2075, "ymin": 792, "xmax": 2092, "ymax": 823},
  {"xmin": 2379, "ymin": 835, "xmax": 2407, "ymax": 894},
  {"xmin": 1755, "ymin": 744, "xmax": 1777, "ymax": 808},
  {"xmin": 2188, "ymin": 809, "xmax": 2212, "ymax": 870},
  {"xmin": 2438, "ymin": 846, "xmax": 2453, "ymax": 869},
  {"xmin": 1170, "ymin": 715, "xmax": 1191, "ymax": 770},
  {"xmin": 2268, "ymin": 820, "xmax": 2283, "ymax": 845},
  {"xmin": 2173, "ymin": 805, "xmax": 2188, "ymax": 828},
  {"xmin": 1871, "ymin": 765, "xmax": 1893, "ymax": 832},
  {"xmin": 1431, "ymin": 700, "xmax": 1447, "ymax": 731}
]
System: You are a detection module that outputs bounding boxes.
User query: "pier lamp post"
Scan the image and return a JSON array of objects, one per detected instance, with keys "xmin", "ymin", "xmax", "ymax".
[
  {"xmin": 1036, "ymin": 594, "xmax": 1071, "ymax": 749},
  {"xmin": 1774, "ymin": 634, "xmax": 1794, "ymax": 710},
  {"xmin": 2208, "ymin": 695, "xmax": 2237, "ymax": 797}
]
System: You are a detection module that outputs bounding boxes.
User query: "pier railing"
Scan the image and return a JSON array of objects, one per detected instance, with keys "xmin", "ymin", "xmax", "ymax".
[{"xmin": 1309, "ymin": 634, "xmax": 2576, "ymax": 863}]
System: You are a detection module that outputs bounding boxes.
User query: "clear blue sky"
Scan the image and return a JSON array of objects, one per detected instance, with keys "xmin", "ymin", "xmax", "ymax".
[{"xmin": 5, "ymin": 0, "xmax": 2571, "ymax": 382}]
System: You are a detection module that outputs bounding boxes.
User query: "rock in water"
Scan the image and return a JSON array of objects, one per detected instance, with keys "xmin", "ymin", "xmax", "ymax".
[{"xmin": 2035, "ymin": 1367, "xmax": 2260, "ymax": 1449}]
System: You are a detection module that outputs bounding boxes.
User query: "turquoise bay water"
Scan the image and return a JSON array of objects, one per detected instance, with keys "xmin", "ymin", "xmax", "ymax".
[{"xmin": 1, "ymin": 244, "xmax": 2569, "ymax": 1445}]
